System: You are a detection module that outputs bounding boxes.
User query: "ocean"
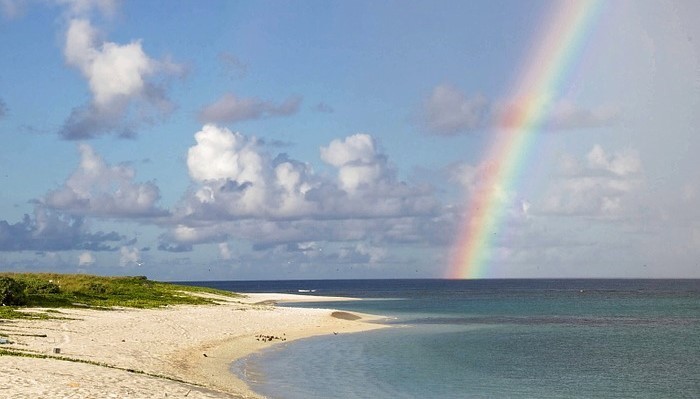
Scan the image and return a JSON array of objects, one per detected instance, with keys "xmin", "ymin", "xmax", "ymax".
[{"xmin": 185, "ymin": 279, "xmax": 700, "ymax": 398}]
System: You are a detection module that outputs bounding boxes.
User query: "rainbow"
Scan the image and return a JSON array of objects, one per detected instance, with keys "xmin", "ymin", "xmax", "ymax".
[{"xmin": 447, "ymin": 0, "xmax": 605, "ymax": 279}]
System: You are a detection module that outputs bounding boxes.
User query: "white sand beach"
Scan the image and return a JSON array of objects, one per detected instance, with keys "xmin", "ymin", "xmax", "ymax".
[{"xmin": 0, "ymin": 293, "xmax": 385, "ymax": 398}]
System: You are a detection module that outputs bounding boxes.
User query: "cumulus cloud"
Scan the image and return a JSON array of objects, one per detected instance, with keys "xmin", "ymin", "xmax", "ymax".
[
  {"xmin": 0, "ymin": 206, "xmax": 124, "ymax": 251},
  {"xmin": 44, "ymin": 144, "xmax": 167, "ymax": 218},
  {"xmin": 198, "ymin": 93, "xmax": 301, "ymax": 124},
  {"xmin": 420, "ymin": 84, "xmax": 619, "ymax": 135},
  {"xmin": 60, "ymin": 18, "xmax": 181, "ymax": 139},
  {"xmin": 65, "ymin": 19, "xmax": 151, "ymax": 107},
  {"xmin": 320, "ymin": 134, "xmax": 378, "ymax": 167},
  {"xmin": 179, "ymin": 125, "xmax": 437, "ymax": 220},
  {"xmin": 187, "ymin": 124, "xmax": 264, "ymax": 183},
  {"xmin": 320, "ymin": 134, "xmax": 388, "ymax": 193},
  {"xmin": 540, "ymin": 145, "xmax": 644, "ymax": 217},
  {"xmin": 185, "ymin": 124, "xmax": 275, "ymax": 216},
  {"xmin": 161, "ymin": 125, "xmax": 441, "ymax": 252}
]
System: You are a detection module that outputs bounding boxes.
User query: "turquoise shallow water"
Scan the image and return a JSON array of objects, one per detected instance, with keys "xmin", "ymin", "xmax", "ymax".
[{"xmin": 187, "ymin": 279, "xmax": 700, "ymax": 398}]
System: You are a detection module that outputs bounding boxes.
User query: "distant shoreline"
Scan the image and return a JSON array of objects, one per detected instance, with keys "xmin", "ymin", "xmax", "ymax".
[{"xmin": 0, "ymin": 292, "xmax": 386, "ymax": 398}]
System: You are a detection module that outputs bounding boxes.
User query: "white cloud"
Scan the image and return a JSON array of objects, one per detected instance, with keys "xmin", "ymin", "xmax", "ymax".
[
  {"xmin": 163, "ymin": 125, "xmax": 441, "ymax": 252},
  {"xmin": 335, "ymin": 242, "xmax": 389, "ymax": 266},
  {"xmin": 320, "ymin": 133, "xmax": 377, "ymax": 167},
  {"xmin": 65, "ymin": 18, "xmax": 154, "ymax": 109},
  {"xmin": 355, "ymin": 242, "xmax": 387, "ymax": 264},
  {"xmin": 119, "ymin": 246, "xmax": 140, "ymax": 267},
  {"xmin": 218, "ymin": 242, "xmax": 232, "ymax": 260},
  {"xmin": 320, "ymin": 134, "xmax": 386, "ymax": 193},
  {"xmin": 185, "ymin": 124, "xmax": 271, "ymax": 215},
  {"xmin": 586, "ymin": 145, "xmax": 641, "ymax": 176},
  {"xmin": 449, "ymin": 160, "xmax": 513, "ymax": 206},
  {"xmin": 199, "ymin": 93, "xmax": 301, "ymax": 123},
  {"xmin": 539, "ymin": 145, "xmax": 644, "ymax": 217},
  {"xmin": 60, "ymin": 18, "xmax": 181, "ymax": 139},
  {"xmin": 183, "ymin": 124, "xmax": 319, "ymax": 219},
  {"xmin": 77, "ymin": 251, "xmax": 95, "ymax": 266},
  {"xmin": 187, "ymin": 124, "xmax": 264, "ymax": 183},
  {"xmin": 44, "ymin": 144, "xmax": 166, "ymax": 217}
]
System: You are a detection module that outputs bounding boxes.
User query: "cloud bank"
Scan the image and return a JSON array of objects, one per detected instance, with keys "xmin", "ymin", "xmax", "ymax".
[
  {"xmin": 44, "ymin": 144, "xmax": 167, "ymax": 218},
  {"xmin": 159, "ymin": 124, "xmax": 441, "ymax": 251},
  {"xmin": 540, "ymin": 145, "xmax": 643, "ymax": 218},
  {"xmin": 0, "ymin": 207, "xmax": 124, "ymax": 252}
]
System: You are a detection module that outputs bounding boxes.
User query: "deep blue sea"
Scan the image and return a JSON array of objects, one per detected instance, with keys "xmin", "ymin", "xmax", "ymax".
[{"xmin": 184, "ymin": 279, "xmax": 700, "ymax": 398}]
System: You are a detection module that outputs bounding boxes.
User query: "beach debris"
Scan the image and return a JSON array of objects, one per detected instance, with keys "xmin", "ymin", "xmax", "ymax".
[
  {"xmin": 333, "ymin": 332, "xmax": 338, "ymax": 335},
  {"xmin": 0, "ymin": 338, "xmax": 8, "ymax": 344},
  {"xmin": 53, "ymin": 347, "xmax": 61, "ymax": 354},
  {"xmin": 203, "ymin": 353, "xmax": 207, "ymax": 357},
  {"xmin": 254, "ymin": 334, "xmax": 286, "ymax": 342}
]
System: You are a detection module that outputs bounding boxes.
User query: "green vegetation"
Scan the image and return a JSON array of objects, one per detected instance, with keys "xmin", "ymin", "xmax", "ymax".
[
  {"xmin": 0, "ymin": 273, "xmax": 241, "ymax": 319},
  {"xmin": 0, "ymin": 276, "xmax": 27, "ymax": 306}
]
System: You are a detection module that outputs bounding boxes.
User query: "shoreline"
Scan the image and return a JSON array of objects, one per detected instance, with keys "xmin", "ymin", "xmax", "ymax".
[{"xmin": 0, "ymin": 292, "xmax": 387, "ymax": 398}]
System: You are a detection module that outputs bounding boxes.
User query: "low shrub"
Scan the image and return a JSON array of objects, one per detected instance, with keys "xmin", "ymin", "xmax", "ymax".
[
  {"xmin": 0, "ymin": 277, "xmax": 27, "ymax": 306},
  {"xmin": 23, "ymin": 279, "xmax": 61, "ymax": 295},
  {"xmin": 85, "ymin": 282, "xmax": 107, "ymax": 294}
]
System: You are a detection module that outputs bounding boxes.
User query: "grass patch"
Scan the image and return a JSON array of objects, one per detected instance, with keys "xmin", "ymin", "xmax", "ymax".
[
  {"xmin": 0, "ymin": 306, "xmax": 53, "ymax": 320},
  {"xmin": 0, "ymin": 273, "xmax": 241, "ymax": 319}
]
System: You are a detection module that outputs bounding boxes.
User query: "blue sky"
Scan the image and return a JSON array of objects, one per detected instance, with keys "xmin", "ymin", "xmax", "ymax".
[{"xmin": 0, "ymin": 0, "xmax": 699, "ymax": 280}]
